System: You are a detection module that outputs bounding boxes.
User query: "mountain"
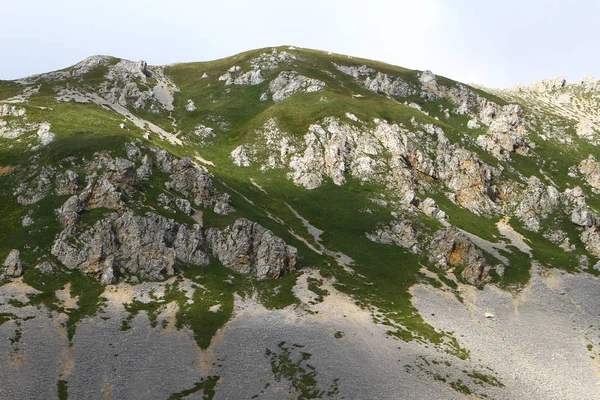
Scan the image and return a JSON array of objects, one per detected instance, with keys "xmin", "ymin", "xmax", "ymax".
[{"xmin": 1, "ymin": 46, "xmax": 599, "ymax": 399}]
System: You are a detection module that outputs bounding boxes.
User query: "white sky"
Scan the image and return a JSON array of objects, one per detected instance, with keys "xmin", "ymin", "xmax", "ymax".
[{"xmin": 1, "ymin": 0, "xmax": 599, "ymax": 88}]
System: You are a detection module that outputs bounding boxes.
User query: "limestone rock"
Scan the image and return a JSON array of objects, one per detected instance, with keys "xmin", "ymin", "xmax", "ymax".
[
  {"xmin": 269, "ymin": 71, "xmax": 325, "ymax": 102},
  {"xmin": 55, "ymin": 170, "xmax": 81, "ymax": 196},
  {"xmin": 185, "ymin": 99, "xmax": 196, "ymax": 111},
  {"xmin": 436, "ymin": 147, "xmax": 498, "ymax": 215},
  {"xmin": 37, "ymin": 122, "xmax": 55, "ymax": 146},
  {"xmin": 429, "ymin": 227, "xmax": 495, "ymax": 284},
  {"xmin": 165, "ymin": 157, "xmax": 218, "ymax": 207},
  {"xmin": 514, "ymin": 176, "xmax": 561, "ymax": 231},
  {"xmin": 578, "ymin": 155, "xmax": 600, "ymax": 191},
  {"xmin": 563, "ymin": 187, "xmax": 597, "ymax": 227},
  {"xmin": 206, "ymin": 219, "xmax": 297, "ymax": 279},
  {"xmin": 3, "ymin": 249, "xmax": 22, "ymax": 276},
  {"xmin": 366, "ymin": 220, "xmax": 419, "ymax": 252},
  {"xmin": 231, "ymin": 145, "xmax": 251, "ymax": 167}
]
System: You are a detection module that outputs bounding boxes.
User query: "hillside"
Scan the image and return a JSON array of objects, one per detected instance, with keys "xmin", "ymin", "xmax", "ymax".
[{"xmin": 1, "ymin": 46, "xmax": 599, "ymax": 399}]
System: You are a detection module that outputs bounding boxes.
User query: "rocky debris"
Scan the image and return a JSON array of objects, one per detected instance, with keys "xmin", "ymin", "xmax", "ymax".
[
  {"xmin": 166, "ymin": 157, "xmax": 216, "ymax": 206},
  {"xmin": 269, "ymin": 71, "xmax": 325, "ymax": 102},
  {"xmin": 366, "ymin": 220, "xmax": 419, "ymax": 252},
  {"xmin": 52, "ymin": 210, "xmax": 296, "ymax": 282},
  {"xmin": 155, "ymin": 149, "xmax": 175, "ymax": 173},
  {"xmin": 185, "ymin": 99, "xmax": 196, "ymax": 111},
  {"xmin": 206, "ymin": 218, "xmax": 297, "ymax": 278},
  {"xmin": 71, "ymin": 55, "xmax": 113, "ymax": 77},
  {"xmin": 37, "ymin": 122, "xmax": 55, "ymax": 146},
  {"xmin": 157, "ymin": 193, "xmax": 192, "ymax": 215},
  {"xmin": 578, "ymin": 155, "xmax": 600, "ymax": 191},
  {"xmin": 429, "ymin": 227, "xmax": 496, "ymax": 284},
  {"xmin": 467, "ymin": 119, "xmax": 480, "ymax": 129},
  {"xmin": 3, "ymin": 249, "xmax": 23, "ymax": 277},
  {"xmin": 231, "ymin": 145, "xmax": 251, "ymax": 167},
  {"xmin": 96, "ymin": 59, "xmax": 178, "ymax": 112},
  {"xmin": 514, "ymin": 176, "xmax": 561, "ymax": 231},
  {"xmin": 333, "ymin": 63, "xmax": 375, "ymax": 78},
  {"xmin": 418, "ymin": 70, "xmax": 482, "ymax": 113},
  {"xmin": 0, "ymin": 104, "xmax": 26, "ymax": 117},
  {"xmin": 436, "ymin": 147, "xmax": 498, "ymax": 215}
]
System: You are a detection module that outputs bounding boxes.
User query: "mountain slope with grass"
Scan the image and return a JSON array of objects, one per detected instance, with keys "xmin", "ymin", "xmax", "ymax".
[{"xmin": 1, "ymin": 46, "xmax": 599, "ymax": 399}]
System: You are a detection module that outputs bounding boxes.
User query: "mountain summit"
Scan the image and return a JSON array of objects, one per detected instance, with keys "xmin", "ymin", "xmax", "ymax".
[{"xmin": 1, "ymin": 46, "xmax": 599, "ymax": 399}]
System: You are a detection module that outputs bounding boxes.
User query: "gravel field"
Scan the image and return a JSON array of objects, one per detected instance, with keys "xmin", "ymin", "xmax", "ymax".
[{"xmin": 0, "ymin": 267, "xmax": 598, "ymax": 399}]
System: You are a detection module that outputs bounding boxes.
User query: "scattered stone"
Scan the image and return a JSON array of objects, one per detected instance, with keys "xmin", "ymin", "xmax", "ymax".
[{"xmin": 3, "ymin": 249, "xmax": 22, "ymax": 276}]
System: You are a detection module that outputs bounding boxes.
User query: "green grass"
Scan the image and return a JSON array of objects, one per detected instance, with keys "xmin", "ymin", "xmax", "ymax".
[
  {"xmin": 57, "ymin": 380, "xmax": 69, "ymax": 400},
  {"xmin": 167, "ymin": 376, "xmax": 219, "ymax": 400}
]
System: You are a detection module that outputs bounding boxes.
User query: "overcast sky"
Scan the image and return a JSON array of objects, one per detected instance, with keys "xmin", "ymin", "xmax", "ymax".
[{"xmin": 1, "ymin": 0, "xmax": 598, "ymax": 88}]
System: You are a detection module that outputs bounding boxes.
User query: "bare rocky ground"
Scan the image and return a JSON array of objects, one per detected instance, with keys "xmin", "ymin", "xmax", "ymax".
[{"xmin": 0, "ymin": 268, "xmax": 598, "ymax": 400}]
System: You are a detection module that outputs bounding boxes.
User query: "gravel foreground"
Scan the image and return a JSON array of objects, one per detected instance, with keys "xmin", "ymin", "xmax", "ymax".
[{"xmin": 0, "ymin": 267, "xmax": 598, "ymax": 399}]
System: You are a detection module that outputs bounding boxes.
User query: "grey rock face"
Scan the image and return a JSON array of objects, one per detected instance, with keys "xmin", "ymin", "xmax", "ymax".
[
  {"xmin": 52, "ymin": 211, "xmax": 209, "ymax": 282},
  {"xmin": 206, "ymin": 219, "xmax": 297, "ymax": 279},
  {"xmin": 52, "ymin": 212, "xmax": 296, "ymax": 283},
  {"xmin": 3, "ymin": 250, "xmax": 22, "ymax": 277}
]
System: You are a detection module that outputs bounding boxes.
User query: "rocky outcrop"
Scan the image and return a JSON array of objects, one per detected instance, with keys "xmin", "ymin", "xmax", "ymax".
[
  {"xmin": 52, "ymin": 212, "xmax": 297, "ymax": 283},
  {"xmin": 436, "ymin": 148, "xmax": 498, "ymax": 215},
  {"xmin": 514, "ymin": 176, "xmax": 561, "ymax": 231},
  {"xmin": 333, "ymin": 63, "xmax": 416, "ymax": 97},
  {"xmin": 165, "ymin": 157, "xmax": 234, "ymax": 214},
  {"xmin": 366, "ymin": 220, "xmax": 419, "ymax": 252},
  {"xmin": 578, "ymin": 155, "xmax": 600, "ymax": 192},
  {"xmin": 2, "ymin": 249, "xmax": 23, "ymax": 277},
  {"xmin": 476, "ymin": 104, "xmax": 529, "ymax": 159},
  {"xmin": 231, "ymin": 145, "xmax": 251, "ymax": 167},
  {"xmin": 269, "ymin": 71, "xmax": 325, "ymax": 102},
  {"xmin": 52, "ymin": 212, "xmax": 209, "ymax": 283},
  {"xmin": 206, "ymin": 219, "xmax": 298, "ymax": 278},
  {"xmin": 0, "ymin": 104, "xmax": 26, "ymax": 117},
  {"xmin": 429, "ymin": 227, "xmax": 497, "ymax": 284},
  {"xmin": 563, "ymin": 187, "xmax": 597, "ymax": 227}
]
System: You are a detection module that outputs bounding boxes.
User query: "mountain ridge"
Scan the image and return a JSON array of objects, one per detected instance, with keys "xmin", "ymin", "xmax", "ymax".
[{"xmin": 1, "ymin": 45, "xmax": 600, "ymax": 399}]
